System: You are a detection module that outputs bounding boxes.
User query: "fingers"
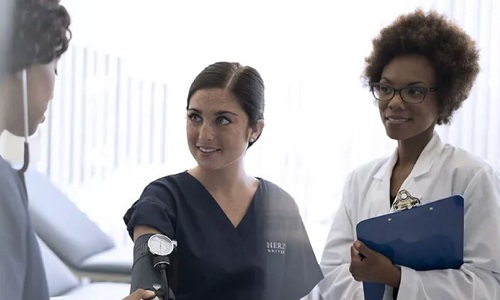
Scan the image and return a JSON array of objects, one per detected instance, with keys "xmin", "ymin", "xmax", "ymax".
[
  {"xmin": 350, "ymin": 244, "xmax": 361, "ymax": 261},
  {"xmin": 350, "ymin": 240, "xmax": 370, "ymax": 282},
  {"xmin": 353, "ymin": 240, "xmax": 366, "ymax": 253},
  {"xmin": 349, "ymin": 245, "xmax": 363, "ymax": 282},
  {"xmin": 353, "ymin": 240, "xmax": 373, "ymax": 261},
  {"xmin": 352, "ymin": 240, "xmax": 367, "ymax": 261},
  {"xmin": 122, "ymin": 288, "xmax": 156, "ymax": 300}
]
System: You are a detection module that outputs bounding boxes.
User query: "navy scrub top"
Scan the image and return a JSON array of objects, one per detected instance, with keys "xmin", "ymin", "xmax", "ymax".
[{"xmin": 124, "ymin": 171, "xmax": 323, "ymax": 300}]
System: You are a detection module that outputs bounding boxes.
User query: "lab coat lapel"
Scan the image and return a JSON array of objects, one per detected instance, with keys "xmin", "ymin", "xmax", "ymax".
[
  {"xmin": 371, "ymin": 148, "xmax": 399, "ymax": 216},
  {"xmin": 398, "ymin": 133, "xmax": 445, "ymax": 204}
]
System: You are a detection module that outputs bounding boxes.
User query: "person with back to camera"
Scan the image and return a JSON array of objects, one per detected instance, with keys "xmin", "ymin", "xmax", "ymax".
[
  {"xmin": 0, "ymin": 1, "xmax": 156, "ymax": 299},
  {"xmin": 318, "ymin": 9, "xmax": 500, "ymax": 300},
  {"xmin": 0, "ymin": 1, "xmax": 70, "ymax": 298},
  {"xmin": 124, "ymin": 61, "xmax": 324, "ymax": 300}
]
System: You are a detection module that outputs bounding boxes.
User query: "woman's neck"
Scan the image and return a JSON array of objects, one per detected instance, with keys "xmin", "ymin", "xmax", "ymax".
[
  {"xmin": 189, "ymin": 163, "xmax": 253, "ymax": 194},
  {"xmin": 396, "ymin": 128, "xmax": 434, "ymax": 167}
]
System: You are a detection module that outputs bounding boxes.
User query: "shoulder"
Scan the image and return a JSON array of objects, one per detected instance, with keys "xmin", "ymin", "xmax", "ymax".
[
  {"xmin": 444, "ymin": 145, "xmax": 500, "ymax": 195},
  {"xmin": 150, "ymin": 171, "xmax": 190, "ymax": 184},
  {"xmin": 258, "ymin": 178, "xmax": 300, "ymax": 212},
  {"xmin": 440, "ymin": 144, "xmax": 498, "ymax": 181},
  {"xmin": 353, "ymin": 157, "xmax": 388, "ymax": 175},
  {"xmin": 141, "ymin": 171, "xmax": 190, "ymax": 193},
  {"xmin": 0, "ymin": 158, "xmax": 25, "ymax": 207},
  {"xmin": 124, "ymin": 173, "xmax": 189, "ymax": 229},
  {"xmin": 346, "ymin": 157, "xmax": 389, "ymax": 185},
  {"xmin": 442, "ymin": 144, "xmax": 494, "ymax": 170},
  {"xmin": 259, "ymin": 179, "xmax": 294, "ymax": 201},
  {"xmin": 0, "ymin": 157, "xmax": 16, "ymax": 186},
  {"xmin": 0, "ymin": 157, "xmax": 29, "ymax": 242},
  {"xmin": 134, "ymin": 172, "xmax": 193, "ymax": 207}
]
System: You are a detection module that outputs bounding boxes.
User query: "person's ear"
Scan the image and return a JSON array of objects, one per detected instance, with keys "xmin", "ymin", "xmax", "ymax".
[{"xmin": 249, "ymin": 119, "xmax": 265, "ymax": 142}]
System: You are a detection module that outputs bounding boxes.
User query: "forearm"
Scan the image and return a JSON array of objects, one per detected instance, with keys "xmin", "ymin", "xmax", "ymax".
[{"xmin": 397, "ymin": 264, "xmax": 500, "ymax": 300}]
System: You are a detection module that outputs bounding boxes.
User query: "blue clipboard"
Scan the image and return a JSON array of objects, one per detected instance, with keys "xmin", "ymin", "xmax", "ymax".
[{"xmin": 356, "ymin": 195, "xmax": 464, "ymax": 300}]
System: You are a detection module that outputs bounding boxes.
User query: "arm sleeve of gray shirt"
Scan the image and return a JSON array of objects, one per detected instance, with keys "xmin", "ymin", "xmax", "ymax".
[{"xmin": 0, "ymin": 162, "xmax": 28, "ymax": 300}]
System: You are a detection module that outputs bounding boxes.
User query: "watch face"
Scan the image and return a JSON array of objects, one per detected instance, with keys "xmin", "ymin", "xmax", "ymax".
[{"xmin": 148, "ymin": 234, "xmax": 174, "ymax": 256}]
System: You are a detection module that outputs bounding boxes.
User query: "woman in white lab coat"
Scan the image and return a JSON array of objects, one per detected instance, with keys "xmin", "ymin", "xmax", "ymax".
[{"xmin": 318, "ymin": 9, "xmax": 500, "ymax": 300}]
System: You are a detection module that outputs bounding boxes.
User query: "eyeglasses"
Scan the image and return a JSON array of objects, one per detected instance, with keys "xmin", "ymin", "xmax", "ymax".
[{"xmin": 369, "ymin": 83, "xmax": 437, "ymax": 104}]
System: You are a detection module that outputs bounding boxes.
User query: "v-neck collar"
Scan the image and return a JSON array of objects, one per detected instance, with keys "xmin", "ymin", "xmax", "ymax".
[{"xmin": 183, "ymin": 171, "xmax": 262, "ymax": 240}]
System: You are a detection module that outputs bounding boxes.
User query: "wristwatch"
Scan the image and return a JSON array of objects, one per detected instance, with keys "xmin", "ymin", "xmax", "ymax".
[{"xmin": 147, "ymin": 234, "xmax": 175, "ymax": 256}]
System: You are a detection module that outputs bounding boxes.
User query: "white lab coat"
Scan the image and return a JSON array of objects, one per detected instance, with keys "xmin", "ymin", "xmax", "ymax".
[{"xmin": 318, "ymin": 133, "xmax": 500, "ymax": 300}]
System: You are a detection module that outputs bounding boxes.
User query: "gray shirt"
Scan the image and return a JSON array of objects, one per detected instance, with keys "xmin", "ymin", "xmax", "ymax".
[{"xmin": 0, "ymin": 156, "xmax": 49, "ymax": 300}]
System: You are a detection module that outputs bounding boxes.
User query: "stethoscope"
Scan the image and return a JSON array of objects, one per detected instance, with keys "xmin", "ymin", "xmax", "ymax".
[{"xmin": 17, "ymin": 69, "xmax": 31, "ymax": 192}]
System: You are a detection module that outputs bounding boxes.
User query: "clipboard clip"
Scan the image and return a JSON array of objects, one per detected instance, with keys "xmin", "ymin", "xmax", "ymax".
[{"xmin": 392, "ymin": 189, "xmax": 421, "ymax": 211}]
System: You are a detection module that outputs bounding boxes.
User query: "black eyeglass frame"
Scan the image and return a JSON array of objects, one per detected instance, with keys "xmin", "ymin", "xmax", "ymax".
[{"xmin": 369, "ymin": 82, "xmax": 438, "ymax": 104}]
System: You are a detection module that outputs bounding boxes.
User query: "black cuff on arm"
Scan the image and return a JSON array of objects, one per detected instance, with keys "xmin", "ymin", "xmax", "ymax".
[{"xmin": 130, "ymin": 234, "xmax": 161, "ymax": 293}]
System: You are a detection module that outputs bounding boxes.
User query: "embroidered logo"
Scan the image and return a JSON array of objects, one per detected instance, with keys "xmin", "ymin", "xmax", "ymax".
[{"xmin": 266, "ymin": 241, "xmax": 286, "ymax": 254}]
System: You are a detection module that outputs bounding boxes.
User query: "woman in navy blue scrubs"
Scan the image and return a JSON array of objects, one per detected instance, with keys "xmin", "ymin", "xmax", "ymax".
[{"xmin": 124, "ymin": 62, "xmax": 323, "ymax": 299}]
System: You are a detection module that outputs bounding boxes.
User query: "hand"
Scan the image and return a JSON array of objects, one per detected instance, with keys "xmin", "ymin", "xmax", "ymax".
[
  {"xmin": 349, "ymin": 240, "xmax": 401, "ymax": 287},
  {"xmin": 122, "ymin": 288, "xmax": 156, "ymax": 300}
]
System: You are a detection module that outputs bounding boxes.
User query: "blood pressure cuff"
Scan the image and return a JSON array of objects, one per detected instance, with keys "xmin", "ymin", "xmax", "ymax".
[
  {"xmin": 131, "ymin": 234, "xmax": 178, "ymax": 295},
  {"xmin": 131, "ymin": 234, "xmax": 161, "ymax": 293}
]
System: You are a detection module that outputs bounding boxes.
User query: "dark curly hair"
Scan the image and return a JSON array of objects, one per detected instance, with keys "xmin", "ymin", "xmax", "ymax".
[
  {"xmin": 363, "ymin": 9, "xmax": 480, "ymax": 125},
  {"xmin": 7, "ymin": 0, "xmax": 71, "ymax": 73}
]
